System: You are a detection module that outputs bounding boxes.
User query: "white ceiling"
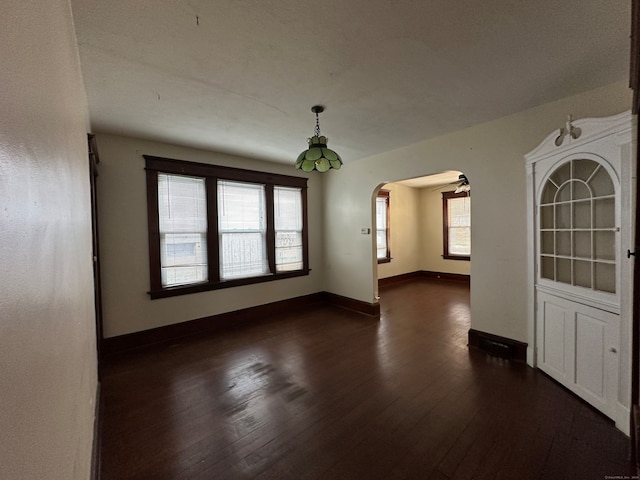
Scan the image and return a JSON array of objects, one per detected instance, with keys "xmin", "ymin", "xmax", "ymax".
[
  {"xmin": 70, "ymin": 0, "xmax": 630, "ymax": 166},
  {"xmin": 394, "ymin": 170, "xmax": 462, "ymax": 189}
]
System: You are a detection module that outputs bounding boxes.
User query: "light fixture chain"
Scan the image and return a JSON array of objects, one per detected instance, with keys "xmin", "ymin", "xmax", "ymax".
[{"xmin": 295, "ymin": 105, "xmax": 342, "ymax": 172}]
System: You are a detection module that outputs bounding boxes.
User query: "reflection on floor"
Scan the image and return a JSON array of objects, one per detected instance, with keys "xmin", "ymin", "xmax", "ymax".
[{"xmin": 100, "ymin": 278, "xmax": 635, "ymax": 479}]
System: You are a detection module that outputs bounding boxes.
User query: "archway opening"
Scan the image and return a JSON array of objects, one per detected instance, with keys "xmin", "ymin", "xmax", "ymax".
[{"xmin": 372, "ymin": 170, "xmax": 471, "ymax": 300}]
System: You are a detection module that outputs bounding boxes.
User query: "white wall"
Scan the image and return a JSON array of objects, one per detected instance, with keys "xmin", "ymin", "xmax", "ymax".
[
  {"xmin": 324, "ymin": 81, "xmax": 631, "ymax": 343},
  {"xmin": 96, "ymin": 134, "xmax": 325, "ymax": 338},
  {"xmin": 419, "ymin": 185, "xmax": 472, "ymax": 275},
  {"xmin": 377, "ymin": 183, "xmax": 421, "ymax": 279},
  {"xmin": 0, "ymin": 1, "xmax": 97, "ymax": 479}
]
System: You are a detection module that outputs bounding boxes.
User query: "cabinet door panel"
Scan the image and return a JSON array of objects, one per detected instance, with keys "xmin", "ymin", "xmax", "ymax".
[
  {"xmin": 575, "ymin": 312, "xmax": 606, "ymax": 400},
  {"xmin": 538, "ymin": 295, "xmax": 571, "ymax": 381},
  {"xmin": 536, "ymin": 291, "xmax": 619, "ymax": 420}
]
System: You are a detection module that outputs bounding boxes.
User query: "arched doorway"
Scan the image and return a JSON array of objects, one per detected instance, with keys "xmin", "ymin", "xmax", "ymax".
[{"xmin": 372, "ymin": 170, "xmax": 471, "ymax": 298}]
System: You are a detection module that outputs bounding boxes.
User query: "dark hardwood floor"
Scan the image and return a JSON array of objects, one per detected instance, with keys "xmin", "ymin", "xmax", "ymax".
[{"xmin": 99, "ymin": 279, "xmax": 636, "ymax": 479}]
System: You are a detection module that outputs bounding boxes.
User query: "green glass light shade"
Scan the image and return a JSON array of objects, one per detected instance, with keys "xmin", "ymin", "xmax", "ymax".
[
  {"xmin": 295, "ymin": 105, "xmax": 342, "ymax": 173},
  {"xmin": 295, "ymin": 135, "xmax": 343, "ymax": 172}
]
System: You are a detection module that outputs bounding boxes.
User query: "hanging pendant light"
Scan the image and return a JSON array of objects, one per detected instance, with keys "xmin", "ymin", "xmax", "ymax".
[{"xmin": 295, "ymin": 105, "xmax": 342, "ymax": 172}]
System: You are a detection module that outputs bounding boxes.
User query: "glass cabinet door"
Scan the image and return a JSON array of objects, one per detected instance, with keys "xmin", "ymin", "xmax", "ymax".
[{"xmin": 539, "ymin": 159, "xmax": 615, "ymax": 293}]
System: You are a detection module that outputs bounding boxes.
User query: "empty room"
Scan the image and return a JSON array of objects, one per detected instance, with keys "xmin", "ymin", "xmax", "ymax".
[{"xmin": 1, "ymin": 1, "xmax": 639, "ymax": 479}]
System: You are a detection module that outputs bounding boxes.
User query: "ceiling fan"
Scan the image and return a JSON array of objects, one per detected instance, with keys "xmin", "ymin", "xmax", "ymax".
[
  {"xmin": 429, "ymin": 173, "xmax": 470, "ymax": 194},
  {"xmin": 453, "ymin": 174, "xmax": 470, "ymax": 194}
]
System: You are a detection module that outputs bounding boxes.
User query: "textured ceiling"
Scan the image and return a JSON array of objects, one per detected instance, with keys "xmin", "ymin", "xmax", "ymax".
[{"xmin": 71, "ymin": 0, "xmax": 630, "ymax": 166}]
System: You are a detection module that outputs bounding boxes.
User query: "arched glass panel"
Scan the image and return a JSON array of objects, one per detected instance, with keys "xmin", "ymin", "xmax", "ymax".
[{"xmin": 539, "ymin": 159, "xmax": 615, "ymax": 293}]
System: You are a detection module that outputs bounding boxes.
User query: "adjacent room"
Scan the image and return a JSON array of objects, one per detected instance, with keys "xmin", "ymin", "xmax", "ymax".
[
  {"xmin": 1, "ymin": 0, "xmax": 638, "ymax": 479},
  {"xmin": 375, "ymin": 172, "xmax": 472, "ymax": 291}
]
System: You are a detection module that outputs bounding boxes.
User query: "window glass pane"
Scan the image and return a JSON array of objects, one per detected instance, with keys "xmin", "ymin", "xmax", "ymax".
[
  {"xmin": 376, "ymin": 230, "xmax": 387, "ymax": 259},
  {"xmin": 376, "ymin": 196, "xmax": 388, "ymax": 259},
  {"xmin": 556, "ymin": 231, "xmax": 571, "ymax": 257},
  {"xmin": 274, "ymin": 186, "xmax": 302, "ymax": 231},
  {"xmin": 557, "ymin": 183, "xmax": 571, "ymax": 202},
  {"xmin": 161, "ymin": 234, "xmax": 208, "ymax": 287},
  {"xmin": 541, "ymin": 231, "xmax": 554, "ymax": 255},
  {"xmin": 555, "ymin": 203, "xmax": 571, "ymax": 229},
  {"xmin": 573, "ymin": 200, "xmax": 591, "ymax": 229},
  {"xmin": 448, "ymin": 197, "xmax": 470, "ymax": 227},
  {"xmin": 447, "ymin": 196, "xmax": 470, "ymax": 256},
  {"xmin": 275, "ymin": 232, "xmax": 303, "ymax": 271},
  {"xmin": 220, "ymin": 232, "xmax": 268, "ymax": 279},
  {"xmin": 218, "ymin": 181, "xmax": 266, "ymax": 231},
  {"xmin": 218, "ymin": 180, "xmax": 268, "ymax": 279},
  {"xmin": 540, "ymin": 205, "xmax": 554, "ymax": 229},
  {"xmin": 158, "ymin": 174, "xmax": 208, "ymax": 287},
  {"xmin": 595, "ymin": 262, "xmax": 615, "ymax": 293},
  {"xmin": 449, "ymin": 227, "xmax": 471, "ymax": 255},
  {"xmin": 573, "ymin": 231, "xmax": 591, "ymax": 259},
  {"xmin": 573, "ymin": 260, "xmax": 591, "ymax": 288},
  {"xmin": 594, "ymin": 231, "xmax": 615, "ymax": 261},
  {"xmin": 593, "ymin": 198, "xmax": 614, "ymax": 228},
  {"xmin": 589, "ymin": 166, "xmax": 614, "ymax": 197},
  {"xmin": 556, "ymin": 258, "xmax": 571, "ymax": 284},
  {"xmin": 541, "ymin": 183, "xmax": 557, "ymax": 204},
  {"xmin": 550, "ymin": 162, "xmax": 571, "ymax": 187},
  {"xmin": 376, "ymin": 197, "xmax": 387, "ymax": 229},
  {"xmin": 274, "ymin": 186, "xmax": 303, "ymax": 272},
  {"xmin": 573, "ymin": 182, "xmax": 590, "ymax": 201},
  {"xmin": 573, "ymin": 159, "xmax": 598, "ymax": 182},
  {"xmin": 541, "ymin": 255, "xmax": 554, "ymax": 280}
]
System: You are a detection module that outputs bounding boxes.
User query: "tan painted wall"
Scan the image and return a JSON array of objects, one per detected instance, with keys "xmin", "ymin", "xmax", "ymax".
[
  {"xmin": 376, "ymin": 181, "xmax": 471, "ymax": 280},
  {"xmin": 324, "ymin": 81, "xmax": 631, "ymax": 344},
  {"xmin": 377, "ymin": 183, "xmax": 421, "ymax": 280},
  {"xmin": 0, "ymin": 1, "xmax": 97, "ymax": 479},
  {"xmin": 96, "ymin": 134, "xmax": 325, "ymax": 338}
]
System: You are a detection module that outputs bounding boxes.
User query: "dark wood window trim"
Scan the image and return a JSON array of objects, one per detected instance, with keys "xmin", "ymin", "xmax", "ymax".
[
  {"xmin": 376, "ymin": 189, "xmax": 391, "ymax": 264},
  {"xmin": 145, "ymin": 155, "xmax": 309, "ymax": 299},
  {"xmin": 442, "ymin": 190, "xmax": 471, "ymax": 261}
]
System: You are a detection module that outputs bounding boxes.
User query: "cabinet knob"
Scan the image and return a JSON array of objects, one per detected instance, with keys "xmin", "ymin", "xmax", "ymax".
[{"xmin": 609, "ymin": 347, "xmax": 617, "ymax": 353}]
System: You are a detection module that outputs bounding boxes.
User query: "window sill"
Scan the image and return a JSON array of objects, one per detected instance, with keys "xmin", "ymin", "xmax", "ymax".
[
  {"xmin": 148, "ymin": 268, "xmax": 311, "ymax": 299},
  {"xmin": 443, "ymin": 255, "xmax": 470, "ymax": 261},
  {"xmin": 377, "ymin": 257, "xmax": 391, "ymax": 264}
]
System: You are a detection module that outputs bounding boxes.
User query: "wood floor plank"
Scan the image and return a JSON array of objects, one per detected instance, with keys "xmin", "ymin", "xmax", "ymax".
[{"xmin": 99, "ymin": 279, "xmax": 634, "ymax": 479}]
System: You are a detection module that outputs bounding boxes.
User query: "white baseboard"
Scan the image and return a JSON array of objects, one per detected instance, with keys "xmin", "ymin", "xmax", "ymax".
[{"xmin": 616, "ymin": 402, "xmax": 631, "ymax": 436}]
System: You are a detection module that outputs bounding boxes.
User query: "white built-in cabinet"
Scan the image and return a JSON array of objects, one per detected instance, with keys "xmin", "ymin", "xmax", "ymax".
[{"xmin": 525, "ymin": 111, "xmax": 634, "ymax": 434}]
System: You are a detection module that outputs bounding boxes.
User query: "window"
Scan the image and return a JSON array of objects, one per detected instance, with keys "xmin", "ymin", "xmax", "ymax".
[
  {"xmin": 376, "ymin": 190, "xmax": 390, "ymax": 263},
  {"xmin": 274, "ymin": 186, "xmax": 304, "ymax": 272},
  {"xmin": 218, "ymin": 180, "xmax": 268, "ymax": 280},
  {"xmin": 145, "ymin": 156, "xmax": 309, "ymax": 298},
  {"xmin": 442, "ymin": 191, "xmax": 470, "ymax": 260},
  {"xmin": 158, "ymin": 173, "xmax": 208, "ymax": 287}
]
